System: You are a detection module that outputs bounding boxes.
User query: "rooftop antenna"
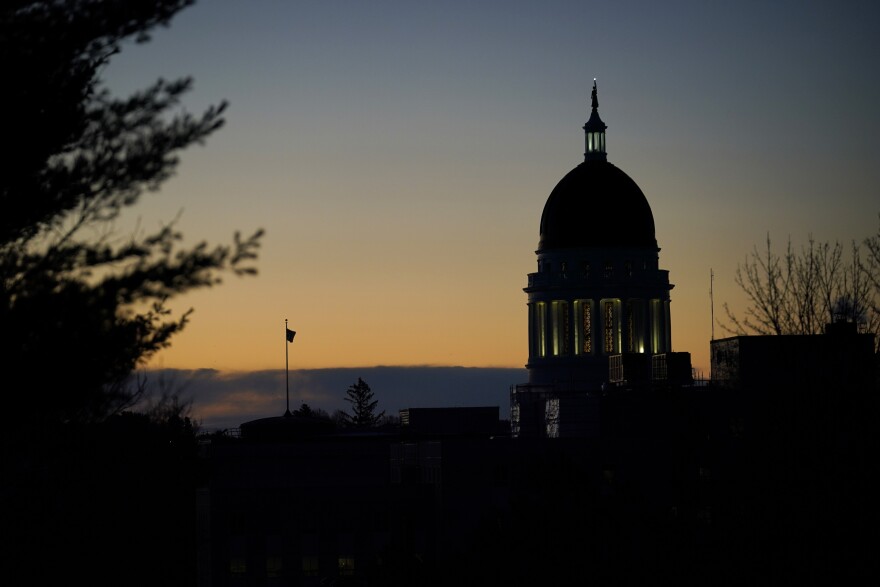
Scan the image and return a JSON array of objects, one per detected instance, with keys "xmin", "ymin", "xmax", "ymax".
[{"xmin": 710, "ymin": 269, "xmax": 715, "ymax": 341}]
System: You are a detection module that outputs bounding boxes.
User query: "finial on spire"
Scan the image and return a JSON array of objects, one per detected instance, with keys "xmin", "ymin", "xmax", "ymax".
[{"xmin": 583, "ymin": 79, "xmax": 607, "ymax": 162}]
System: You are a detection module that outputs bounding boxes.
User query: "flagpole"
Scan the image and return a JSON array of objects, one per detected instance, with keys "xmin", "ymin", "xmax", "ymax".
[{"xmin": 285, "ymin": 318, "xmax": 291, "ymax": 416}]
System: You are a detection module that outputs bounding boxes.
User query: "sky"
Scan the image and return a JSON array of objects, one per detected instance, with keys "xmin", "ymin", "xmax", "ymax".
[{"xmin": 102, "ymin": 0, "xmax": 880, "ymax": 428}]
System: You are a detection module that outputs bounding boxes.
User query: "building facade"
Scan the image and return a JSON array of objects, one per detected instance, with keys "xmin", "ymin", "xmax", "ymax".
[{"xmin": 512, "ymin": 83, "xmax": 679, "ymax": 437}]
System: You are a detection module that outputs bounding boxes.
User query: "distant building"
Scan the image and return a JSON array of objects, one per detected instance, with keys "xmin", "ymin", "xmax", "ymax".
[
  {"xmin": 512, "ymin": 82, "xmax": 685, "ymax": 437},
  {"xmin": 710, "ymin": 319, "xmax": 876, "ymax": 447},
  {"xmin": 703, "ymin": 321, "xmax": 877, "ymax": 585},
  {"xmin": 196, "ymin": 408, "xmax": 515, "ymax": 587},
  {"xmin": 197, "ymin": 405, "xmax": 716, "ymax": 587}
]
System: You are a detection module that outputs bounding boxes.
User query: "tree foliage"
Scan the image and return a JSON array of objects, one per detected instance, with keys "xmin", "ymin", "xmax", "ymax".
[
  {"xmin": 723, "ymin": 222, "xmax": 880, "ymax": 350},
  {"xmin": 342, "ymin": 377, "xmax": 385, "ymax": 428},
  {"xmin": 0, "ymin": 0, "xmax": 262, "ymax": 427},
  {"xmin": 292, "ymin": 402, "xmax": 330, "ymax": 419}
]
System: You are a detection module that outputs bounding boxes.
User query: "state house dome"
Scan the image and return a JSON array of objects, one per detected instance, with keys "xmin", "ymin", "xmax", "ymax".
[
  {"xmin": 513, "ymin": 81, "xmax": 677, "ymax": 438},
  {"xmin": 538, "ymin": 160, "xmax": 657, "ymax": 250}
]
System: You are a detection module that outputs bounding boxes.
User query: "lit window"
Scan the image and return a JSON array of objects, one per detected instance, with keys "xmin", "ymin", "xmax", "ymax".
[
  {"xmin": 605, "ymin": 301, "xmax": 614, "ymax": 353},
  {"xmin": 302, "ymin": 556, "xmax": 318, "ymax": 577},
  {"xmin": 545, "ymin": 398, "xmax": 560, "ymax": 438},
  {"xmin": 338, "ymin": 557, "xmax": 355, "ymax": 576},
  {"xmin": 230, "ymin": 557, "xmax": 247, "ymax": 575},
  {"xmin": 266, "ymin": 556, "xmax": 283, "ymax": 578},
  {"xmin": 574, "ymin": 300, "xmax": 592, "ymax": 355}
]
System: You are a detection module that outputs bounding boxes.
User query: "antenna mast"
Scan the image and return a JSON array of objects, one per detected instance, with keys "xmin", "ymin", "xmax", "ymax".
[{"xmin": 710, "ymin": 269, "xmax": 715, "ymax": 341}]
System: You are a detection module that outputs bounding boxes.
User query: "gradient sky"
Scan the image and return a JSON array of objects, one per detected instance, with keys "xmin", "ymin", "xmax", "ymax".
[{"xmin": 102, "ymin": 0, "xmax": 880, "ymax": 415}]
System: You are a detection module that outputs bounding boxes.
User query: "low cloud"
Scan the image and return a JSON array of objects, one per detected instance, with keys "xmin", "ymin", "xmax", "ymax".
[{"xmin": 142, "ymin": 366, "xmax": 527, "ymax": 432}]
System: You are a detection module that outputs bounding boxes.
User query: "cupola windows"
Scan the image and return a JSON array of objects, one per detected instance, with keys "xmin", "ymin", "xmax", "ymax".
[
  {"xmin": 583, "ymin": 80, "xmax": 607, "ymax": 162},
  {"xmin": 586, "ymin": 130, "xmax": 605, "ymax": 156}
]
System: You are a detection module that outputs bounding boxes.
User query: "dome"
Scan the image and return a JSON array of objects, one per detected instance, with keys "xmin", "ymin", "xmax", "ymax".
[{"xmin": 538, "ymin": 160, "xmax": 657, "ymax": 250}]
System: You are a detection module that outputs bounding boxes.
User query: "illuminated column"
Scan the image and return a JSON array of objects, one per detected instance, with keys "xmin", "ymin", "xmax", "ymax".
[
  {"xmin": 664, "ymin": 300, "xmax": 672, "ymax": 351},
  {"xmin": 537, "ymin": 302, "xmax": 547, "ymax": 357},
  {"xmin": 651, "ymin": 299, "xmax": 661, "ymax": 353}
]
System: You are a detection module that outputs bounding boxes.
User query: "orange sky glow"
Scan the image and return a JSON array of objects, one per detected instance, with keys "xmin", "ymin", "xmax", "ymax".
[{"xmin": 95, "ymin": 1, "xmax": 878, "ymax": 386}]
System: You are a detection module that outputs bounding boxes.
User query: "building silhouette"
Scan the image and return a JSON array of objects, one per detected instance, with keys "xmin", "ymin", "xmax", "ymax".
[
  {"xmin": 195, "ymin": 88, "xmax": 878, "ymax": 586},
  {"xmin": 511, "ymin": 82, "xmax": 688, "ymax": 438}
]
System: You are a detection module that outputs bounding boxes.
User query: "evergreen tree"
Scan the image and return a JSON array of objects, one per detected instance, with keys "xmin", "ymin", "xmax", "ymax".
[
  {"xmin": 292, "ymin": 402, "xmax": 314, "ymax": 417},
  {"xmin": 0, "ymin": 0, "xmax": 262, "ymax": 428},
  {"xmin": 342, "ymin": 377, "xmax": 385, "ymax": 428}
]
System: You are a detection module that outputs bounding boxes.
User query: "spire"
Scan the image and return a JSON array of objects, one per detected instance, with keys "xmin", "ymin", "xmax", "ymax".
[{"xmin": 583, "ymin": 78, "xmax": 607, "ymax": 161}]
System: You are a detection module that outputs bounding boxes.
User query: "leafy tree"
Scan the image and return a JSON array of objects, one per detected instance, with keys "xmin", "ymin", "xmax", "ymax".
[
  {"xmin": 342, "ymin": 377, "xmax": 385, "ymax": 428},
  {"xmin": 0, "ymin": 0, "xmax": 262, "ymax": 429},
  {"xmin": 723, "ymin": 228, "xmax": 878, "ymax": 345}
]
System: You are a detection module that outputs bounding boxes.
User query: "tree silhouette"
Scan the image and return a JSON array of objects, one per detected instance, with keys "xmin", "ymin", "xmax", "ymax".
[
  {"xmin": 342, "ymin": 377, "xmax": 385, "ymax": 428},
  {"xmin": 0, "ymin": 0, "xmax": 262, "ymax": 428},
  {"xmin": 863, "ymin": 215, "xmax": 880, "ymax": 352},
  {"xmin": 723, "ymin": 228, "xmax": 878, "ymax": 340},
  {"xmin": 293, "ymin": 402, "xmax": 314, "ymax": 417}
]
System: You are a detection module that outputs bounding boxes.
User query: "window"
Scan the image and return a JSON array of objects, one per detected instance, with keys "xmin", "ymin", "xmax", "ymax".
[
  {"xmin": 338, "ymin": 557, "xmax": 355, "ymax": 577},
  {"xmin": 551, "ymin": 301, "xmax": 569, "ymax": 356},
  {"xmin": 545, "ymin": 397, "xmax": 560, "ymax": 438},
  {"xmin": 230, "ymin": 557, "xmax": 247, "ymax": 575},
  {"xmin": 604, "ymin": 261, "xmax": 613, "ymax": 278},
  {"xmin": 302, "ymin": 556, "xmax": 319, "ymax": 577},
  {"xmin": 588, "ymin": 131, "xmax": 605, "ymax": 153},
  {"xmin": 604, "ymin": 301, "xmax": 615, "ymax": 353},
  {"xmin": 266, "ymin": 556, "xmax": 283, "ymax": 579},
  {"xmin": 582, "ymin": 261, "xmax": 591, "ymax": 278},
  {"xmin": 574, "ymin": 300, "xmax": 592, "ymax": 354}
]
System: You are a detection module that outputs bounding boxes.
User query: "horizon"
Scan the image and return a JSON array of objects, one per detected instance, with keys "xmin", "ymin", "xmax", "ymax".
[{"xmin": 144, "ymin": 365, "xmax": 527, "ymax": 432}]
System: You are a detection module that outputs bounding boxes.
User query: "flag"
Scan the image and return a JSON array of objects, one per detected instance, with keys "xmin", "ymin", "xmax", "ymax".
[{"xmin": 286, "ymin": 328, "xmax": 296, "ymax": 342}]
